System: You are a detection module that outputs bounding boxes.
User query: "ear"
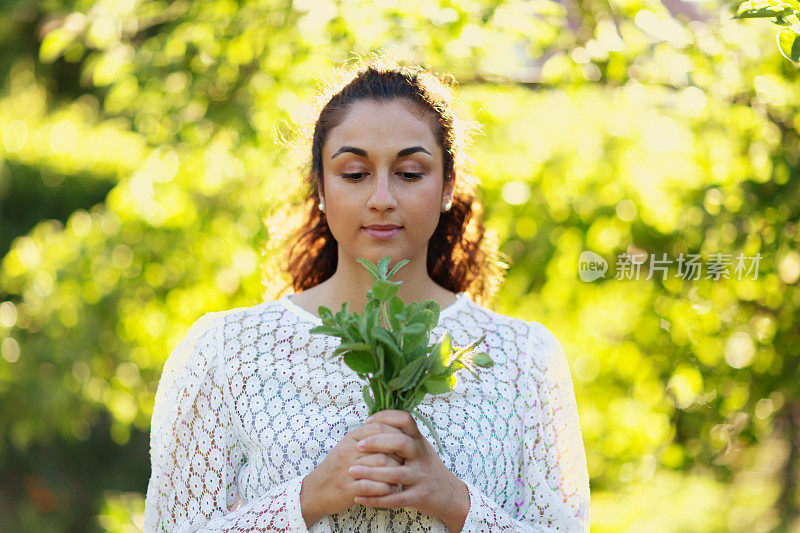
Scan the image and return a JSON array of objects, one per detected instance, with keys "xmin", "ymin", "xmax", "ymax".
[
  {"xmin": 317, "ymin": 171, "xmax": 325, "ymax": 203},
  {"xmin": 442, "ymin": 177, "xmax": 454, "ymax": 205}
]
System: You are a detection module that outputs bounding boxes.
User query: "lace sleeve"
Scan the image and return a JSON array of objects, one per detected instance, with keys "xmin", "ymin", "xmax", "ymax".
[
  {"xmin": 143, "ymin": 312, "xmax": 309, "ymax": 532},
  {"xmin": 460, "ymin": 321, "xmax": 591, "ymax": 533}
]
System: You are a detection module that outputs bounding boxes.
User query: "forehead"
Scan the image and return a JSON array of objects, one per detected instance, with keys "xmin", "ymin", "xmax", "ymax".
[{"xmin": 324, "ymin": 99, "xmax": 438, "ymax": 154}]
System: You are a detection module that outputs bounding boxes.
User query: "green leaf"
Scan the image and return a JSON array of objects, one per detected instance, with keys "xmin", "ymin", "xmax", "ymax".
[
  {"xmin": 405, "ymin": 388, "xmax": 427, "ymax": 412},
  {"xmin": 345, "ymin": 320, "xmax": 362, "ymax": 342},
  {"xmin": 356, "ymin": 257, "xmax": 382, "ymax": 281},
  {"xmin": 419, "ymin": 300, "xmax": 441, "ymax": 324},
  {"xmin": 308, "ymin": 325, "xmax": 342, "ymax": 337},
  {"xmin": 374, "ymin": 328, "xmax": 404, "ymax": 360},
  {"xmin": 402, "ymin": 331, "xmax": 428, "ymax": 352},
  {"xmin": 375, "ymin": 344, "xmax": 386, "ymax": 379},
  {"xmin": 389, "ymin": 307, "xmax": 404, "ymax": 332},
  {"xmin": 365, "ymin": 297, "xmax": 380, "ymax": 317},
  {"xmin": 439, "ymin": 332, "xmax": 452, "ymax": 355},
  {"xmin": 344, "ymin": 350, "xmax": 377, "ymax": 373},
  {"xmin": 443, "ymin": 359, "xmax": 464, "ymax": 377},
  {"xmin": 401, "ymin": 322, "xmax": 426, "ymax": 336},
  {"xmin": 416, "ymin": 309, "xmax": 436, "ymax": 330},
  {"xmin": 369, "ymin": 380, "xmax": 383, "ymax": 413},
  {"xmin": 357, "ymin": 311, "xmax": 368, "ymax": 339},
  {"xmin": 317, "ymin": 306, "xmax": 335, "ymax": 320},
  {"xmin": 387, "ymin": 356, "xmax": 427, "ymax": 391},
  {"xmin": 460, "ymin": 359, "xmax": 482, "ymax": 381},
  {"xmin": 377, "ymin": 255, "xmax": 391, "ymax": 277},
  {"xmin": 424, "ymin": 374, "xmax": 456, "ymax": 394},
  {"xmin": 386, "ymin": 259, "xmax": 409, "ymax": 280},
  {"xmin": 429, "ymin": 352, "xmax": 448, "ymax": 376},
  {"xmin": 429, "ymin": 333, "xmax": 452, "ymax": 376},
  {"xmin": 362, "ymin": 384, "xmax": 375, "ymax": 410},
  {"xmin": 372, "ymin": 279, "xmax": 401, "ymax": 301},
  {"xmin": 334, "ymin": 301, "xmax": 351, "ymax": 322},
  {"xmin": 733, "ymin": 0, "xmax": 794, "ymax": 18},
  {"xmin": 451, "ymin": 333, "xmax": 487, "ymax": 362},
  {"xmin": 420, "ymin": 300, "xmax": 440, "ymax": 312},
  {"xmin": 470, "ymin": 352, "xmax": 494, "ymax": 368},
  {"xmin": 777, "ymin": 27, "xmax": 800, "ymax": 61},
  {"xmin": 364, "ymin": 308, "xmax": 378, "ymax": 343},
  {"xmin": 405, "ymin": 306, "xmax": 434, "ymax": 331},
  {"xmin": 405, "ymin": 345, "xmax": 428, "ymax": 366},
  {"xmin": 388, "ymin": 295, "xmax": 405, "ymax": 316},
  {"xmin": 333, "ymin": 342, "xmax": 373, "ymax": 356}
]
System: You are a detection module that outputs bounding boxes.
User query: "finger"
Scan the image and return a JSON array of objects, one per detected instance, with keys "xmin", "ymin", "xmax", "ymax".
[
  {"xmin": 349, "ymin": 465, "xmax": 411, "ymax": 486},
  {"xmin": 354, "ymin": 490, "xmax": 411, "ymax": 509},
  {"xmin": 350, "ymin": 478, "xmax": 399, "ymax": 497},
  {"xmin": 356, "ymin": 433, "xmax": 416, "ymax": 460},
  {"xmin": 350, "ymin": 424, "xmax": 406, "ymax": 464},
  {"xmin": 350, "ymin": 422, "xmax": 404, "ymax": 442},
  {"xmin": 354, "ymin": 452, "xmax": 404, "ymax": 468},
  {"xmin": 365, "ymin": 410, "xmax": 420, "ymax": 437}
]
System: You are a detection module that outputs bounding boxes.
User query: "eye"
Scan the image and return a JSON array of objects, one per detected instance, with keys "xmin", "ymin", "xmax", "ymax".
[
  {"xmin": 341, "ymin": 172, "xmax": 425, "ymax": 181},
  {"xmin": 400, "ymin": 172, "xmax": 424, "ymax": 180}
]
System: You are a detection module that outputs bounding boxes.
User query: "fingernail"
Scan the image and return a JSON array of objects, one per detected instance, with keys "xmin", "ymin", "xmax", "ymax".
[
  {"xmin": 365, "ymin": 415, "xmax": 374, "ymax": 423},
  {"xmin": 356, "ymin": 440, "xmax": 366, "ymax": 448}
]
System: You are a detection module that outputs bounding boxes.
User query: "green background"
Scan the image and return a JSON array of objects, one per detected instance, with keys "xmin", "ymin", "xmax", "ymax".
[{"xmin": 1, "ymin": 0, "xmax": 798, "ymax": 531}]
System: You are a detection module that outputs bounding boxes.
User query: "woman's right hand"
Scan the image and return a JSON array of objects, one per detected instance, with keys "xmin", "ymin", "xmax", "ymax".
[{"xmin": 300, "ymin": 420, "xmax": 405, "ymax": 528}]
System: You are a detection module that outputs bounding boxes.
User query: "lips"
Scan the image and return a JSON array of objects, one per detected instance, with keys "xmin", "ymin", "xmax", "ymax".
[
  {"xmin": 363, "ymin": 225, "xmax": 402, "ymax": 230},
  {"xmin": 362, "ymin": 225, "xmax": 403, "ymax": 239}
]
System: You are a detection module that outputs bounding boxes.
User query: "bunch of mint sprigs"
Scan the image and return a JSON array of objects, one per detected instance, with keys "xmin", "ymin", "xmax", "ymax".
[{"xmin": 308, "ymin": 255, "xmax": 493, "ymax": 453}]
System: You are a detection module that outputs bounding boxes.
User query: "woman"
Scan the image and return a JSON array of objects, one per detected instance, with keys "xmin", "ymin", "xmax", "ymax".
[{"xmin": 143, "ymin": 56, "xmax": 590, "ymax": 532}]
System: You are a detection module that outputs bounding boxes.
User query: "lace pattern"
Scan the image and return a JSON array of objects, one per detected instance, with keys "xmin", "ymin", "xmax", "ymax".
[{"xmin": 144, "ymin": 293, "xmax": 590, "ymax": 532}]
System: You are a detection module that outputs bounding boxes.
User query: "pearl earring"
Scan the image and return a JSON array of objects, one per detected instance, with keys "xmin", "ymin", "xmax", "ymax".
[
  {"xmin": 318, "ymin": 201, "xmax": 325, "ymax": 212},
  {"xmin": 444, "ymin": 199, "xmax": 452, "ymax": 211}
]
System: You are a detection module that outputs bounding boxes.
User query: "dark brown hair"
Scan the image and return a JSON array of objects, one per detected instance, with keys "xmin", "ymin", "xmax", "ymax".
[{"xmin": 273, "ymin": 53, "xmax": 508, "ymax": 308}]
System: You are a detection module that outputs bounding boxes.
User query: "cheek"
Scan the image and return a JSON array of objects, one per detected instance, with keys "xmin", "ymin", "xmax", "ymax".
[
  {"xmin": 321, "ymin": 190, "xmax": 348, "ymax": 237},
  {"xmin": 404, "ymin": 195, "xmax": 444, "ymax": 233},
  {"xmin": 416, "ymin": 187, "xmax": 444, "ymax": 215},
  {"xmin": 325, "ymin": 204, "xmax": 355, "ymax": 237}
]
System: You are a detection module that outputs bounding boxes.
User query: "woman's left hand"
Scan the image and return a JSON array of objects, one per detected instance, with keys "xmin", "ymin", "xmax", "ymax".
[{"xmin": 349, "ymin": 409, "xmax": 470, "ymax": 531}]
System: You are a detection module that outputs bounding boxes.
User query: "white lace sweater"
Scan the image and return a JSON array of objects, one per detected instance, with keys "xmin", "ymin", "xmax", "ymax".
[{"xmin": 143, "ymin": 291, "xmax": 590, "ymax": 532}]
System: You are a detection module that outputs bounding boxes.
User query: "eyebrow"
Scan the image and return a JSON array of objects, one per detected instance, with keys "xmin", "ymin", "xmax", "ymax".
[{"xmin": 330, "ymin": 145, "xmax": 432, "ymax": 159}]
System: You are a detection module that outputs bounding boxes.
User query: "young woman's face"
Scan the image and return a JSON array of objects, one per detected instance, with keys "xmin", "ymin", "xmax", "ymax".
[{"xmin": 320, "ymin": 98, "xmax": 453, "ymax": 266}]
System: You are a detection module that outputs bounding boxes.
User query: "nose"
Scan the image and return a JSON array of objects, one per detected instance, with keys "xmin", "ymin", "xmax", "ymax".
[{"xmin": 365, "ymin": 170, "xmax": 398, "ymax": 212}]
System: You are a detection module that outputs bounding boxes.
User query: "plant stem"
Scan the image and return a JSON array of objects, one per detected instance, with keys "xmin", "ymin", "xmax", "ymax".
[
  {"xmin": 381, "ymin": 301, "xmax": 392, "ymax": 332},
  {"xmin": 407, "ymin": 379, "xmax": 424, "ymax": 410}
]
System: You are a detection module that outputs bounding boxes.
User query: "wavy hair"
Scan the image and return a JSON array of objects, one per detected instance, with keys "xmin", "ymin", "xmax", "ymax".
[{"xmin": 269, "ymin": 53, "xmax": 508, "ymax": 308}]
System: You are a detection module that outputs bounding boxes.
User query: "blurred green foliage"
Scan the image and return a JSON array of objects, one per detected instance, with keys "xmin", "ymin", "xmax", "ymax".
[{"xmin": 0, "ymin": 0, "xmax": 799, "ymax": 531}]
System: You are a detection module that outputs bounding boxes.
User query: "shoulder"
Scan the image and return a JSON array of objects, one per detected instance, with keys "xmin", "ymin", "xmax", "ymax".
[
  {"xmin": 459, "ymin": 296, "xmax": 530, "ymax": 333},
  {"xmin": 195, "ymin": 298, "xmax": 286, "ymax": 329},
  {"xmin": 524, "ymin": 320, "xmax": 572, "ymax": 383},
  {"xmin": 462, "ymin": 298, "xmax": 568, "ymax": 377},
  {"xmin": 526, "ymin": 320, "xmax": 564, "ymax": 354},
  {"xmin": 173, "ymin": 300, "xmax": 286, "ymax": 363},
  {"xmin": 465, "ymin": 299, "xmax": 561, "ymax": 348},
  {"xmin": 457, "ymin": 297, "xmax": 534, "ymax": 366}
]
